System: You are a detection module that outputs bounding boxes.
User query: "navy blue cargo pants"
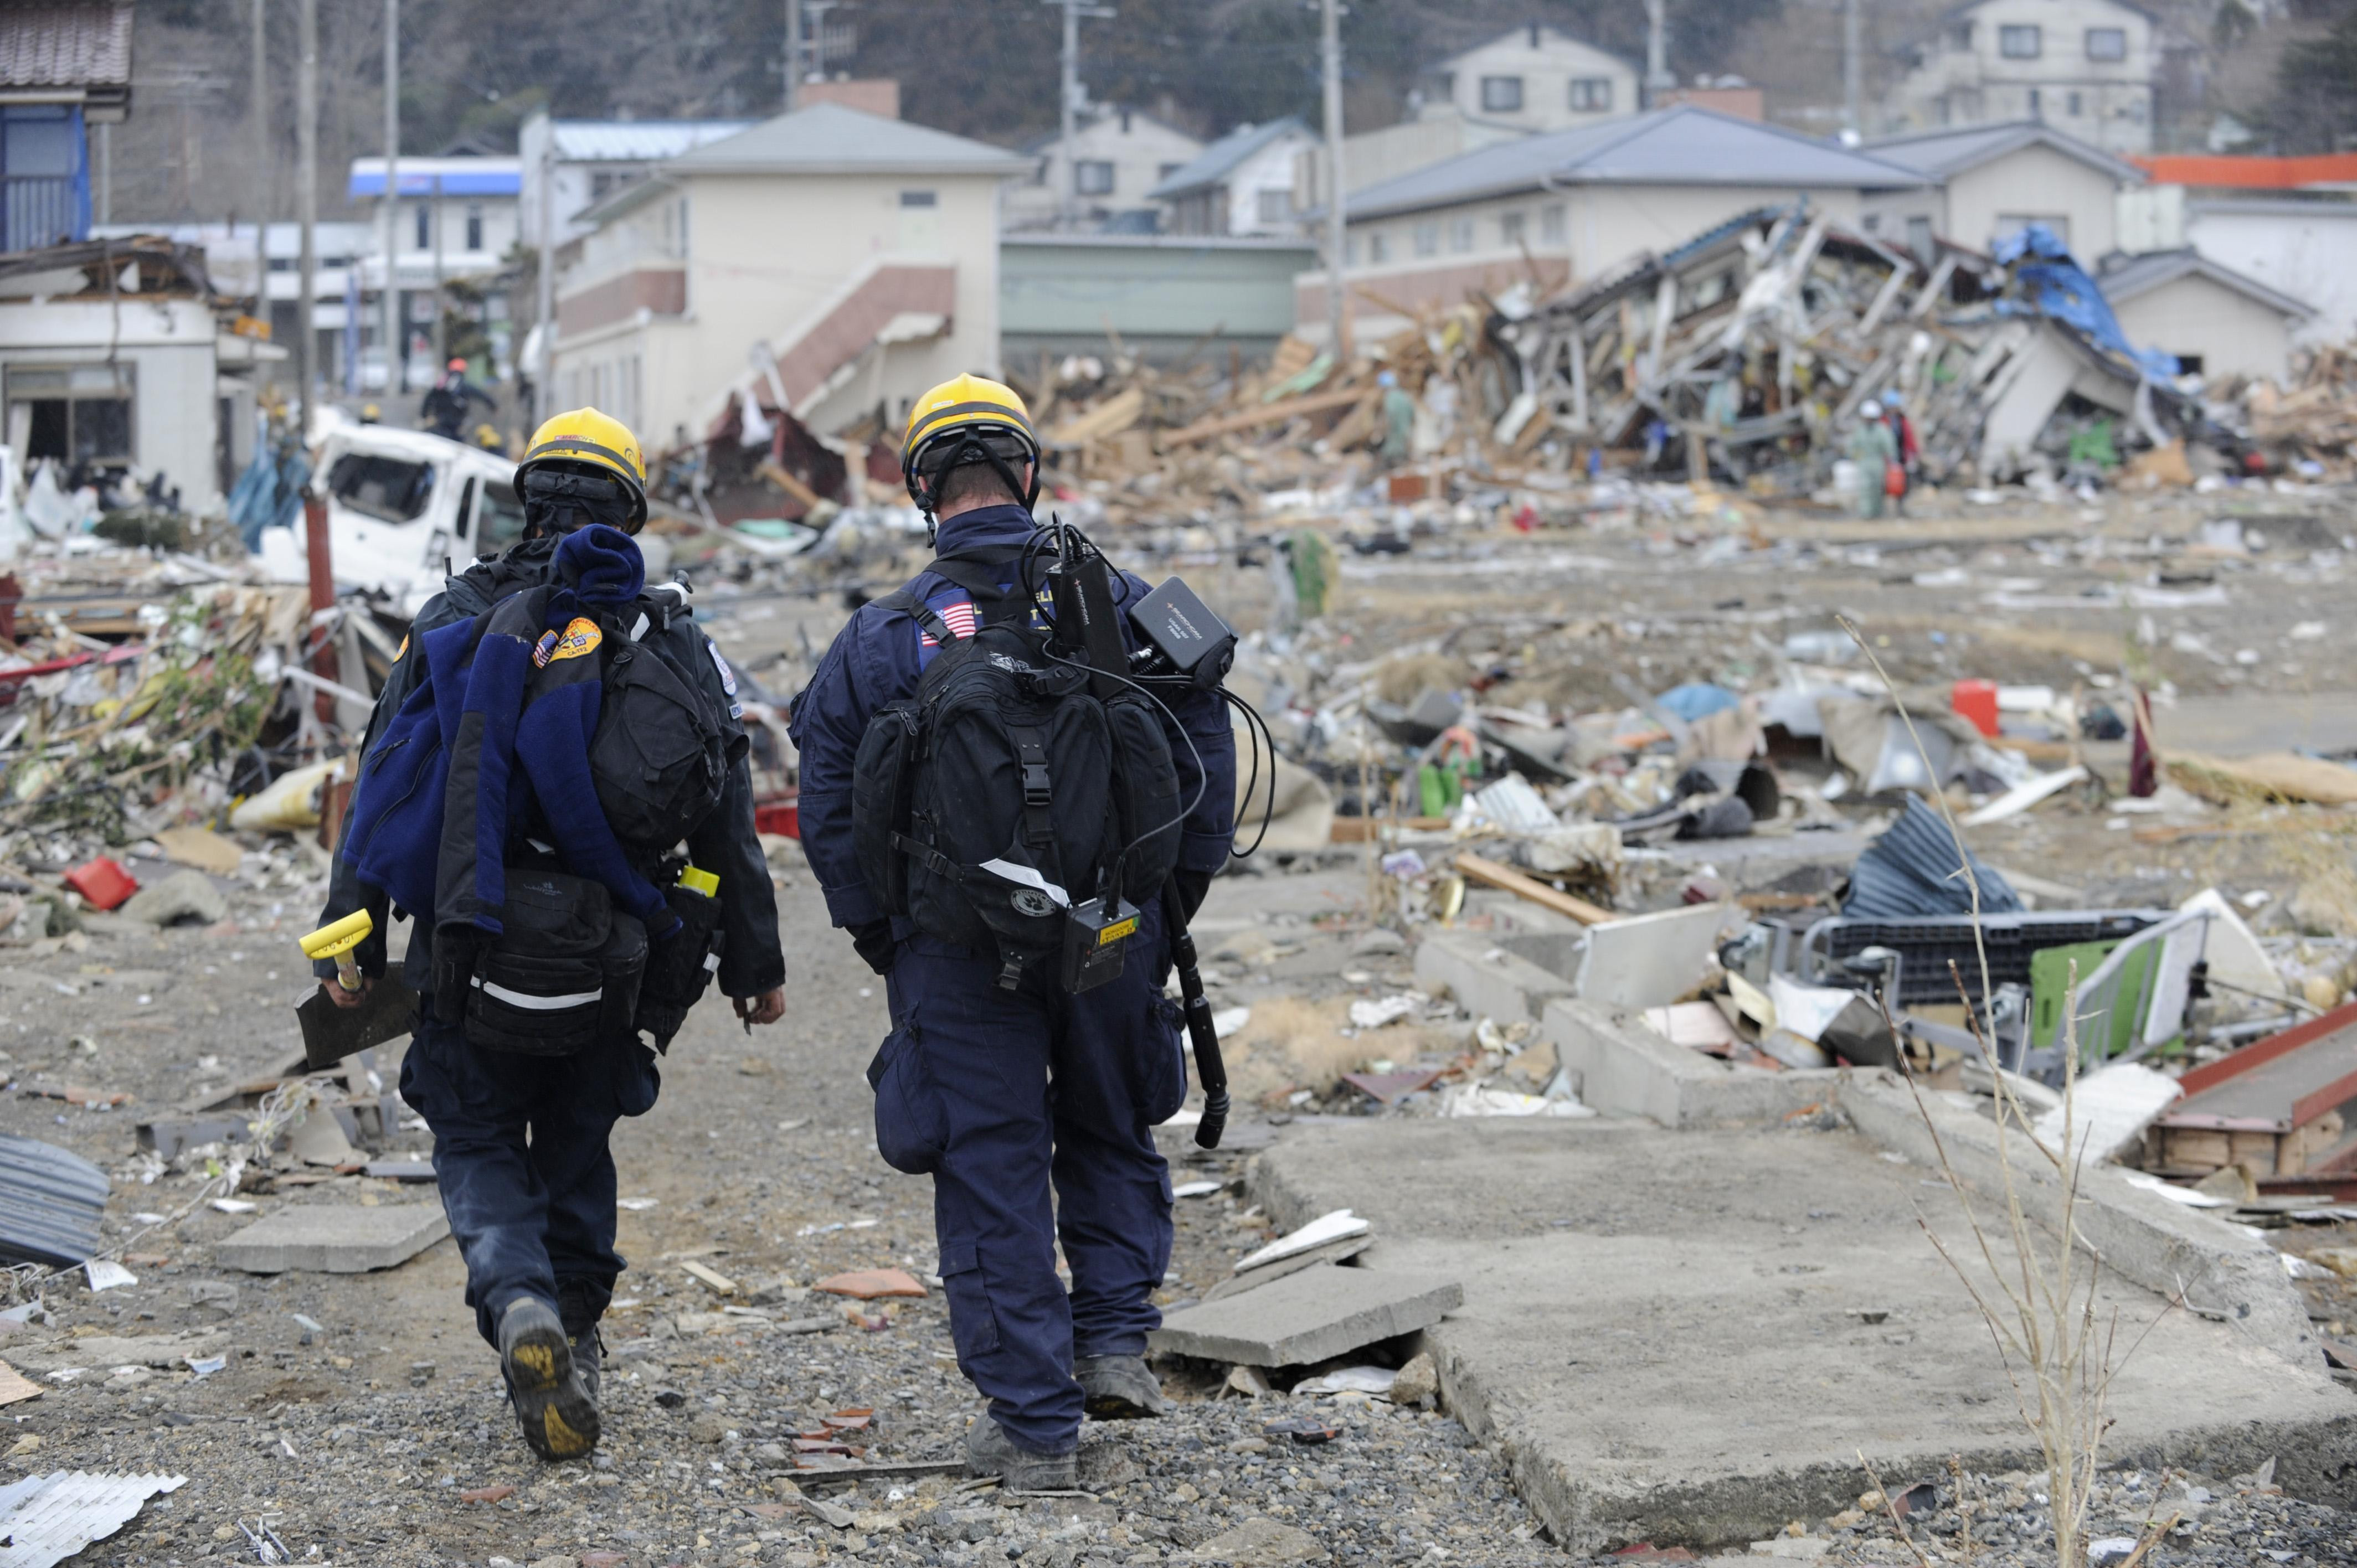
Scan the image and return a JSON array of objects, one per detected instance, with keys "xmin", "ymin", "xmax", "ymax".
[
  {"xmin": 869, "ymin": 899, "xmax": 1188, "ymax": 1454},
  {"xmin": 399, "ymin": 999, "xmax": 662, "ymax": 1345}
]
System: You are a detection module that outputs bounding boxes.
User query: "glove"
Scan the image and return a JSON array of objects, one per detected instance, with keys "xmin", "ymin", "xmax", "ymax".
[
  {"xmin": 849, "ymin": 920, "xmax": 897, "ymax": 976},
  {"xmin": 430, "ymin": 924, "xmax": 480, "ymax": 1024},
  {"xmin": 1172, "ymin": 868, "xmax": 1213, "ymax": 924}
]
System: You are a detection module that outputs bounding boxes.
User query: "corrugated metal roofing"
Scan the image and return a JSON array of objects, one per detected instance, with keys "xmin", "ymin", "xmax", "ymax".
[
  {"xmin": 0, "ymin": 3, "xmax": 130, "ymax": 91},
  {"xmin": 1345, "ymin": 106, "xmax": 1924, "ymax": 221},
  {"xmin": 1865, "ymin": 120, "xmax": 2147, "ymax": 185},
  {"xmin": 0, "ymin": 1472, "xmax": 184, "ymax": 1567},
  {"xmin": 550, "ymin": 120, "xmax": 756, "ymax": 163},
  {"xmin": 663, "ymin": 102, "xmax": 1032, "ymax": 176},
  {"xmin": 0, "ymin": 1134, "xmax": 106, "ymax": 1269},
  {"xmin": 1147, "ymin": 116, "xmax": 1313, "ymax": 200},
  {"xmin": 1844, "ymin": 796, "xmax": 2024, "ymax": 921}
]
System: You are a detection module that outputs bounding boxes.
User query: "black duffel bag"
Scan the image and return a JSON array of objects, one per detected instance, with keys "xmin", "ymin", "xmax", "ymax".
[
  {"xmin": 635, "ymin": 876, "xmax": 725, "ymax": 1051},
  {"xmin": 449, "ymin": 870, "xmax": 646, "ymax": 1057}
]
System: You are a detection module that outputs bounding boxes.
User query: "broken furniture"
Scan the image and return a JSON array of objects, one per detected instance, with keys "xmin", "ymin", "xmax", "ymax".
[{"xmin": 2143, "ymin": 1000, "xmax": 2357, "ymax": 1181}]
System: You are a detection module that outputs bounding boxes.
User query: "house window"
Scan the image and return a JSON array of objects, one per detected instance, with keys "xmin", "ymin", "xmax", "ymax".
[
  {"xmin": 1907, "ymin": 215, "xmax": 1933, "ymax": 258},
  {"xmin": 2066, "ymin": 91, "xmax": 2082, "ymax": 117},
  {"xmin": 1541, "ymin": 203, "xmax": 1566, "ymax": 244},
  {"xmin": 2086, "ymin": 27, "xmax": 2126, "ymax": 61},
  {"xmin": 1449, "ymin": 216, "xmax": 1474, "ymax": 252},
  {"xmin": 900, "ymin": 189, "xmax": 937, "ymax": 207},
  {"xmin": 1999, "ymin": 25, "xmax": 2040, "ymax": 58},
  {"xmin": 1345, "ymin": 235, "xmax": 1360, "ymax": 266},
  {"xmin": 465, "ymin": 204, "xmax": 483, "ymax": 251},
  {"xmin": 591, "ymin": 171, "xmax": 616, "ymax": 199},
  {"xmin": 1500, "ymin": 210, "xmax": 1527, "ymax": 246},
  {"xmin": 1413, "ymin": 220, "xmax": 1439, "ymax": 257},
  {"xmin": 1368, "ymin": 230, "xmax": 1389, "ymax": 264},
  {"xmin": 2027, "ymin": 87, "xmax": 2042, "ymax": 115},
  {"xmin": 7, "ymin": 364, "xmax": 135, "ymax": 465},
  {"xmin": 1568, "ymin": 77, "xmax": 1613, "ymax": 113},
  {"xmin": 2175, "ymin": 353, "xmax": 2204, "ymax": 375},
  {"xmin": 1256, "ymin": 188, "xmax": 1291, "ymax": 223},
  {"xmin": 1480, "ymin": 76, "xmax": 1524, "ymax": 114},
  {"xmin": 1996, "ymin": 213, "xmax": 2069, "ymax": 249},
  {"xmin": 414, "ymin": 203, "xmax": 429, "ymax": 249},
  {"xmin": 1950, "ymin": 22, "xmax": 1973, "ymax": 48},
  {"xmin": 1157, "ymin": 162, "xmax": 1183, "ymax": 179},
  {"xmin": 1075, "ymin": 159, "xmax": 1114, "ymax": 197}
]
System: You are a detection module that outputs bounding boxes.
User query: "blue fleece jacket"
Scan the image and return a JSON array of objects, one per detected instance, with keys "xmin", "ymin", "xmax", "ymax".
[{"xmin": 338, "ymin": 525, "xmax": 676, "ymax": 938}]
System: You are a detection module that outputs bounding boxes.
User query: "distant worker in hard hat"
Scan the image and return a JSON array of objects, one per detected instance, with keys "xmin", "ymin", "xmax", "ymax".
[
  {"xmin": 1377, "ymin": 369, "xmax": 1416, "ymax": 466},
  {"xmin": 422, "ymin": 357, "xmax": 497, "ymax": 441},
  {"xmin": 359, "ymin": 403, "xmax": 382, "ymax": 425},
  {"xmin": 312, "ymin": 408, "xmax": 786, "ymax": 1463},
  {"xmin": 1848, "ymin": 397, "xmax": 1899, "ymax": 520},
  {"xmin": 475, "ymin": 422, "xmax": 506, "ymax": 453}
]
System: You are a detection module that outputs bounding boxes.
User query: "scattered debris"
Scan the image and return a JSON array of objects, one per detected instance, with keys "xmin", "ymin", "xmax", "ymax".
[{"xmin": 0, "ymin": 1471, "xmax": 186, "ymax": 1568}]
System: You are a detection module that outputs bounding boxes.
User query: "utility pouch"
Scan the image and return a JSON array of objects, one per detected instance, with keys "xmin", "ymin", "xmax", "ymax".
[
  {"xmin": 851, "ymin": 700, "xmax": 922, "ymax": 917},
  {"xmin": 635, "ymin": 878, "xmax": 726, "ymax": 1051},
  {"xmin": 462, "ymin": 869, "xmax": 646, "ymax": 1058}
]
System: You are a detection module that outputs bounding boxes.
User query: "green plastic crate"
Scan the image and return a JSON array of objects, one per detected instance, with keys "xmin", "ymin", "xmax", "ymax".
[{"xmin": 2029, "ymin": 938, "xmax": 2158, "ymax": 1060}]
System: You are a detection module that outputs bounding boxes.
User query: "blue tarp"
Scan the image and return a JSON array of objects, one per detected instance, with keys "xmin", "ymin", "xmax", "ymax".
[
  {"xmin": 1991, "ymin": 224, "xmax": 2179, "ymax": 382},
  {"xmin": 230, "ymin": 441, "xmax": 310, "ymax": 553},
  {"xmin": 1656, "ymin": 682, "xmax": 1742, "ymax": 722}
]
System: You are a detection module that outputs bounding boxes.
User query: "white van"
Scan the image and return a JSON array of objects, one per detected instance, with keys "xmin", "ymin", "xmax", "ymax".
[{"xmin": 261, "ymin": 424, "xmax": 668, "ymax": 618}]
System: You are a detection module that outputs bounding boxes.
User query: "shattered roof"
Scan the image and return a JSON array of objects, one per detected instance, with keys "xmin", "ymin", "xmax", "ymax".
[
  {"xmin": 661, "ymin": 102, "xmax": 1032, "ymax": 178},
  {"xmin": 2096, "ymin": 247, "xmax": 2312, "ymax": 318},
  {"xmin": 0, "ymin": 2, "xmax": 131, "ymax": 91},
  {"xmin": 0, "ymin": 235, "xmax": 213, "ymax": 298},
  {"xmin": 1345, "ymin": 107, "xmax": 1926, "ymax": 221},
  {"xmin": 1865, "ymin": 121, "xmax": 2146, "ymax": 185},
  {"xmin": 1148, "ymin": 117, "xmax": 1314, "ymax": 200}
]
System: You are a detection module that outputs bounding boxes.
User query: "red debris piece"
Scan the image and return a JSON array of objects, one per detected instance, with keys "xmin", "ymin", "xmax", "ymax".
[
  {"xmin": 814, "ymin": 1268, "xmax": 927, "ymax": 1300},
  {"xmin": 821, "ymin": 1408, "xmax": 873, "ymax": 1430},
  {"xmin": 457, "ymin": 1484, "xmax": 514, "ymax": 1504},
  {"xmin": 63, "ymin": 858, "xmax": 138, "ymax": 912}
]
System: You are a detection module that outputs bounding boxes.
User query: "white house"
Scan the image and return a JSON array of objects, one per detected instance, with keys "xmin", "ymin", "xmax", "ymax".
[
  {"xmin": 1419, "ymin": 23, "xmax": 1640, "ymax": 135},
  {"xmin": 1863, "ymin": 120, "xmax": 2144, "ymax": 258},
  {"xmin": 516, "ymin": 116, "xmax": 756, "ymax": 252},
  {"xmin": 2095, "ymin": 249, "xmax": 2309, "ymax": 382},
  {"xmin": 1303, "ymin": 107, "xmax": 1923, "ymax": 343},
  {"xmin": 2179, "ymin": 199, "xmax": 2357, "ymax": 349},
  {"xmin": 348, "ymin": 154, "xmax": 522, "ymax": 391},
  {"xmin": 549, "ymin": 102, "xmax": 1030, "ymax": 451},
  {"xmin": 1149, "ymin": 117, "xmax": 1319, "ymax": 238},
  {"xmin": 1884, "ymin": 0, "xmax": 2161, "ymax": 154},
  {"xmin": 1005, "ymin": 107, "xmax": 1202, "ymax": 233}
]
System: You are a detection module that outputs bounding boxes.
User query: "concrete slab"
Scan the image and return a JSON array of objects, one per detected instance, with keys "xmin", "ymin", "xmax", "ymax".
[
  {"xmin": 216, "ymin": 1203, "xmax": 450, "ymax": 1274},
  {"xmin": 1149, "ymin": 1263, "xmax": 1462, "ymax": 1367},
  {"xmin": 1414, "ymin": 928, "xmax": 1576, "ymax": 1027},
  {"xmin": 1545, "ymin": 997, "xmax": 1840, "ymax": 1127},
  {"xmin": 1252, "ymin": 1119, "xmax": 2357, "ymax": 1555}
]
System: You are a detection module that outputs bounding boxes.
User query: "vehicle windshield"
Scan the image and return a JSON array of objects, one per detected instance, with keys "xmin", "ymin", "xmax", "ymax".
[
  {"xmin": 327, "ymin": 450, "xmax": 436, "ymax": 523},
  {"xmin": 478, "ymin": 478, "xmax": 528, "ymax": 554}
]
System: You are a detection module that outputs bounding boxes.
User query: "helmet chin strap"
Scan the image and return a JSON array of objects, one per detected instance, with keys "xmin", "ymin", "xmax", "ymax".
[{"xmin": 915, "ymin": 433, "xmax": 1040, "ymax": 543}]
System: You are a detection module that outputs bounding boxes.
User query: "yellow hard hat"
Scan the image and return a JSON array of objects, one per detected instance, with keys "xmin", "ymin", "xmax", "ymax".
[
  {"xmin": 901, "ymin": 374, "xmax": 1040, "ymax": 513},
  {"xmin": 518, "ymin": 407, "xmax": 647, "ymax": 529}
]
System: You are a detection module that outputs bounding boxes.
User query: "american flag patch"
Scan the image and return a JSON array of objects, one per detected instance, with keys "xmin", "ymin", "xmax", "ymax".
[{"xmin": 918, "ymin": 599, "xmax": 979, "ymax": 648}]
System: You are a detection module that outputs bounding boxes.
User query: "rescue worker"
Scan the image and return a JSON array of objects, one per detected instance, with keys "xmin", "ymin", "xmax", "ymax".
[
  {"xmin": 421, "ymin": 357, "xmax": 497, "ymax": 440},
  {"xmin": 1377, "ymin": 370, "xmax": 1415, "ymax": 466},
  {"xmin": 313, "ymin": 409, "xmax": 786, "ymax": 1462},
  {"xmin": 790, "ymin": 375, "xmax": 1236, "ymax": 1491},
  {"xmin": 1848, "ymin": 396, "xmax": 1898, "ymax": 520}
]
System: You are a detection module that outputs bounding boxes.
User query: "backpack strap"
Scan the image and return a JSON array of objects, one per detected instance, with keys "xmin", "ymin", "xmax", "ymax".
[{"xmin": 872, "ymin": 588, "xmax": 961, "ymax": 648}]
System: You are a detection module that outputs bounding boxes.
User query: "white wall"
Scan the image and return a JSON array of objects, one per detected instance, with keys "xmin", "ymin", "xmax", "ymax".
[
  {"xmin": 2186, "ymin": 203, "xmax": 2357, "ymax": 348},
  {"xmin": 0, "ymin": 298, "xmax": 223, "ymax": 509},
  {"xmin": 1225, "ymin": 133, "xmax": 1317, "ymax": 236},
  {"xmin": 1005, "ymin": 110, "xmax": 1202, "ymax": 230},
  {"xmin": 1430, "ymin": 26, "xmax": 1638, "ymax": 133},
  {"xmin": 2110, "ymin": 274, "xmax": 2296, "ymax": 383},
  {"xmin": 1949, "ymin": 143, "xmax": 2123, "ymax": 256}
]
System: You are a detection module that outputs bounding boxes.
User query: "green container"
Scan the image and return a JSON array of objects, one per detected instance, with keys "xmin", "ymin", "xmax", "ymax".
[{"xmin": 2029, "ymin": 938, "xmax": 2158, "ymax": 1060}]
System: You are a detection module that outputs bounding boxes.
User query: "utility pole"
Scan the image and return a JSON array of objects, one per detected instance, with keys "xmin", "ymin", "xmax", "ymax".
[
  {"xmin": 382, "ymin": 0, "xmax": 400, "ymax": 403},
  {"xmin": 784, "ymin": 0, "xmax": 801, "ymax": 111},
  {"xmin": 1843, "ymin": 0, "xmax": 1862, "ymax": 141},
  {"xmin": 1321, "ymin": 0, "xmax": 1348, "ymax": 359},
  {"xmin": 431, "ymin": 173, "xmax": 445, "ymax": 364},
  {"xmin": 296, "ymin": 0, "xmax": 318, "ymax": 436},
  {"xmin": 536, "ymin": 125, "xmax": 554, "ymax": 425},
  {"xmin": 1041, "ymin": 0, "xmax": 1113, "ymax": 231},
  {"xmin": 250, "ymin": 0, "xmax": 267, "ymax": 238},
  {"xmin": 1644, "ymin": 0, "xmax": 1673, "ymax": 106}
]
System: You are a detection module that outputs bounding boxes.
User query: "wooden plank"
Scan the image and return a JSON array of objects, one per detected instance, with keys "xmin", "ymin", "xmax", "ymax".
[
  {"xmin": 1453, "ymin": 851, "xmax": 1612, "ymax": 926},
  {"xmin": 1160, "ymin": 387, "xmax": 1371, "ymax": 447},
  {"xmin": 1329, "ymin": 817, "xmax": 1451, "ymax": 842}
]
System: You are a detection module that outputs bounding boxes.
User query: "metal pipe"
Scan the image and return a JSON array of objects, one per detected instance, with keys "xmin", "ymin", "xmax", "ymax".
[
  {"xmin": 382, "ymin": 0, "xmax": 400, "ymax": 405},
  {"xmin": 1321, "ymin": 0, "xmax": 1348, "ymax": 359},
  {"xmin": 295, "ymin": 0, "xmax": 317, "ymax": 437}
]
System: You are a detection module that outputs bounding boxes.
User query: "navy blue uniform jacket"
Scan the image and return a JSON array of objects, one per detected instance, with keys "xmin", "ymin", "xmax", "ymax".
[{"xmin": 789, "ymin": 504, "xmax": 1237, "ymax": 933}]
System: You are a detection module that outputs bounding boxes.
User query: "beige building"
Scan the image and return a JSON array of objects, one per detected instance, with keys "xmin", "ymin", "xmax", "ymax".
[
  {"xmin": 1420, "ymin": 23, "xmax": 1640, "ymax": 135},
  {"xmin": 1006, "ymin": 107, "xmax": 1203, "ymax": 233},
  {"xmin": 549, "ymin": 103, "xmax": 1030, "ymax": 450},
  {"xmin": 1884, "ymin": 0, "xmax": 2160, "ymax": 154},
  {"xmin": 2097, "ymin": 249, "xmax": 2310, "ymax": 382},
  {"xmin": 1863, "ymin": 120, "xmax": 2143, "ymax": 259},
  {"xmin": 1150, "ymin": 117, "xmax": 1319, "ymax": 238},
  {"xmin": 1301, "ymin": 107, "xmax": 1923, "ymax": 341}
]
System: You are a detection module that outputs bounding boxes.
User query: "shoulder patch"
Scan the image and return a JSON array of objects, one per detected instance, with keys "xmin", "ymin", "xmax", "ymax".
[
  {"xmin": 535, "ymin": 616, "xmax": 603, "ymax": 667},
  {"xmin": 707, "ymin": 641, "xmax": 738, "ymax": 695}
]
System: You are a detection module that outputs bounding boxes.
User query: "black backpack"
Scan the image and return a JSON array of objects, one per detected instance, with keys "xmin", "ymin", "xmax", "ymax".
[
  {"xmin": 588, "ymin": 601, "xmax": 735, "ymax": 850},
  {"xmin": 851, "ymin": 551, "xmax": 1182, "ymax": 988}
]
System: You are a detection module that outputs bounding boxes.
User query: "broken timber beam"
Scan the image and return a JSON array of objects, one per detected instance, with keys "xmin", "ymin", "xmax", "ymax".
[
  {"xmin": 1160, "ymin": 387, "xmax": 1372, "ymax": 447},
  {"xmin": 1453, "ymin": 851, "xmax": 1612, "ymax": 926}
]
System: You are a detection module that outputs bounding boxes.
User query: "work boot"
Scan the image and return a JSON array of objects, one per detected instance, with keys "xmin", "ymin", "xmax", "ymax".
[
  {"xmin": 497, "ymin": 1297, "xmax": 600, "ymax": 1462},
  {"xmin": 569, "ymin": 1325, "xmax": 604, "ymax": 1407},
  {"xmin": 964, "ymin": 1416, "xmax": 1077, "ymax": 1492},
  {"xmin": 1075, "ymin": 1354, "xmax": 1166, "ymax": 1419}
]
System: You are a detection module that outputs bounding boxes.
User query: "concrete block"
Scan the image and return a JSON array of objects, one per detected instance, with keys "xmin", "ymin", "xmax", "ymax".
[
  {"xmin": 1544, "ymin": 998, "xmax": 1840, "ymax": 1126},
  {"xmin": 216, "ymin": 1203, "xmax": 449, "ymax": 1274},
  {"xmin": 1149, "ymin": 1263, "xmax": 1461, "ymax": 1366},
  {"xmin": 1415, "ymin": 929, "xmax": 1575, "ymax": 1027},
  {"xmin": 1837, "ymin": 1073, "xmax": 2318, "ymax": 1368}
]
